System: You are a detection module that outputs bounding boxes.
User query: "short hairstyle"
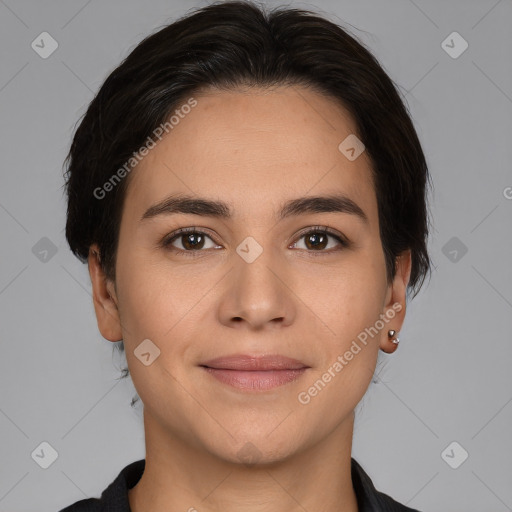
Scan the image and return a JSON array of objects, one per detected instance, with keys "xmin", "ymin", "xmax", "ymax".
[{"xmin": 63, "ymin": 0, "xmax": 432, "ymax": 300}]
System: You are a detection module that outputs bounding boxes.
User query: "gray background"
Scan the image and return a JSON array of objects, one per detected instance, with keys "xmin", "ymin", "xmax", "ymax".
[{"xmin": 0, "ymin": 0, "xmax": 511, "ymax": 511}]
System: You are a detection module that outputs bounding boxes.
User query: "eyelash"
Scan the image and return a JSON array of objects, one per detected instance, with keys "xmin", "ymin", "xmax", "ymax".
[{"xmin": 161, "ymin": 226, "xmax": 350, "ymax": 258}]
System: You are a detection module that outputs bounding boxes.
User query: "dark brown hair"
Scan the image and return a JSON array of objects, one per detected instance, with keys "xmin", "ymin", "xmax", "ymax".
[{"xmin": 63, "ymin": 0, "xmax": 432, "ymax": 301}]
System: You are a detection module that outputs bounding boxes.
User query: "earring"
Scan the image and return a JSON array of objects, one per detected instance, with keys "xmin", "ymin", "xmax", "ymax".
[{"xmin": 388, "ymin": 329, "xmax": 400, "ymax": 344}]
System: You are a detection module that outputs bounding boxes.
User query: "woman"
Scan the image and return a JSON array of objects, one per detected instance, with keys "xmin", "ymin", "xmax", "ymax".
[{"xmin": 60, "ymin": 1, "xmax": 432, "ymax": 510}]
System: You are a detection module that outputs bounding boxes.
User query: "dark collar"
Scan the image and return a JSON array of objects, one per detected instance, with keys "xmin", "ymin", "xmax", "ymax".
[{"xmin": 60, "ymin": 458, "xmax": 421, "ymax": 511}]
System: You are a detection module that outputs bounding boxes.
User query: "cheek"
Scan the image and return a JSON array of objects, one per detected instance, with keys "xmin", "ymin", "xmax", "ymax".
[
  {"xmin": 294, "ymin": 265, "xmax": 384, "ymax": 417},
  {"xmin": 296, "ymin": 261, "xmax": 386, "ymax": 407},
  {"xmin": 114, "ymin": 256, "xmax": 217, "ymax": 398},
  {"xmin": 115, "ymin": 247, "xmax": 203, "ymax": 336},
  {"xmin": 295, "ymin": 254, "xmax": 386, "ymax": 338}
]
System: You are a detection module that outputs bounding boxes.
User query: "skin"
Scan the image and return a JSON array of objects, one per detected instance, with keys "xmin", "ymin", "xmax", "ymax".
[{"xmin": 88, "ymin": 85, "xmax": 411, "ymax": 512}]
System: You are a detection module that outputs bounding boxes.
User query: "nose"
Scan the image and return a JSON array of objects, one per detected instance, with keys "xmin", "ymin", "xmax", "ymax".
[{"xmin": 217, "ymin": 245, "xmax": 296, "ymax": 331}]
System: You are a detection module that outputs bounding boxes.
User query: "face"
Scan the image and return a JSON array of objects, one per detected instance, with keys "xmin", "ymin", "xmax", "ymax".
[{"xmin": 89, "ymin": 85, "xmax": 410, "ymax": 464}]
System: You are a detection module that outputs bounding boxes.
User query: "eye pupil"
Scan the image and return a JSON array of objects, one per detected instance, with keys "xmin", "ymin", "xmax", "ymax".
[
  {"xmin": 306, "ymin": 232, "xmax": 328, "ymax": 250},
  {"xmin": 182, "ymin": 233, "xmax": 204, "ymax": 250}
]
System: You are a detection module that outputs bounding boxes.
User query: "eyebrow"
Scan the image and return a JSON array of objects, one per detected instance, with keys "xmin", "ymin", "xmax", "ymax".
[{"xmin": 140, "ymin": 193, "xmax": 369, "ymax": 225}]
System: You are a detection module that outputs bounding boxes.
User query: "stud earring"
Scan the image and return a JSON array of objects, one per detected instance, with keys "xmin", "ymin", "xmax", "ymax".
[{"xmin": 388, "ymin": 330, "xmax": 400, "ymax": 344}]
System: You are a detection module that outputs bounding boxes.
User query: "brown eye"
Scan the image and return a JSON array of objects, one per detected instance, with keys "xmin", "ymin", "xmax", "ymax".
[
  {"xmin": 304, "ymin": 231, "xmax": 329, "ymax": 250},
  {"xmin": 163, "ymin": 228, "xmax": 220, "ymax": 255},
  {"xmin": 291, "ymin": 227, "xmax": 349, "ymax": 254},
  {"xmin": 162, "ymin": 226, "xmax": 349, "ymax": 258},
  {"xmin": 179, "ymin": 232, "xmax": 206, "ymax": 250}
]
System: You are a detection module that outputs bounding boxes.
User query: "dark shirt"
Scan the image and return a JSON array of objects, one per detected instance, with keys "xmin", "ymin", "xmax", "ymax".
[{"xmin": 59, "ymin": 458, "xmax": 421, "ymax": 512}]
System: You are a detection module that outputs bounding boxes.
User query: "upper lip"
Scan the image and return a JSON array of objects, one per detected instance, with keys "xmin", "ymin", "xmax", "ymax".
[{"xmin": 200, "ymin": 354, "xmax": 309, "ymax": 371}]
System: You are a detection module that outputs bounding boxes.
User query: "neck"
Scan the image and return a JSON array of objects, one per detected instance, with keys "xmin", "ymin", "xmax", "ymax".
[{"xmin": 128, "ymin": 409, "xmax": 359, "ymax": 512}]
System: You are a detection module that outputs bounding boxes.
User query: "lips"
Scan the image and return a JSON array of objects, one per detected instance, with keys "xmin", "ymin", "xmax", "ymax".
[
  {"xmin": 200, "ymin": 354, "xmax": 309, "ymax": 371},
  {"xmin": 199, "ymin": 354, "xmax": 310, "ymax": 391}
]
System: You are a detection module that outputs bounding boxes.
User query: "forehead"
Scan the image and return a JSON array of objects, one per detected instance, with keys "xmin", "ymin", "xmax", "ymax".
[{"xmin": 123, "ymin": 85, "xmax": 377, "ymax": 226}]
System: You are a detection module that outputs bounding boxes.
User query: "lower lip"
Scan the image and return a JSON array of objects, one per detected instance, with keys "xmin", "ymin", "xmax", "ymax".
[{"xmin": 201, "ymin": 367, "xmax": 307, "ymax": 391}]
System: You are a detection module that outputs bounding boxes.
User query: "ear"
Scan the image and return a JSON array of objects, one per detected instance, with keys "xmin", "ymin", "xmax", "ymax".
[
  {"xmin": 380, "ymin": 249, "xmax": 412, "ymax": 354},
  {"xmin": 88, "ymin": 243, "xmax": 123, "ymax": 342}
]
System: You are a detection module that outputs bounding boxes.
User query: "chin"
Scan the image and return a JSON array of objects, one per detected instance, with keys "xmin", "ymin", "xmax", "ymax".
[{"xmin": 200, "ymin": 429, "xmax": 303, "ymax": 468}]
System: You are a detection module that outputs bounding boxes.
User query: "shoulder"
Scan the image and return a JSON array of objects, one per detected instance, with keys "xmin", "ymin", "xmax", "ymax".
[
  {"xmin": 57, "ymin": 459, "xmax": 145, "ymax": 512},
  {"xmin": 58, "ymin": 497, "xmax": 101, "ymax": 512},
  {"xmin": 351, "ymin": 458, "xmax": 422, "ymax": 512}
]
